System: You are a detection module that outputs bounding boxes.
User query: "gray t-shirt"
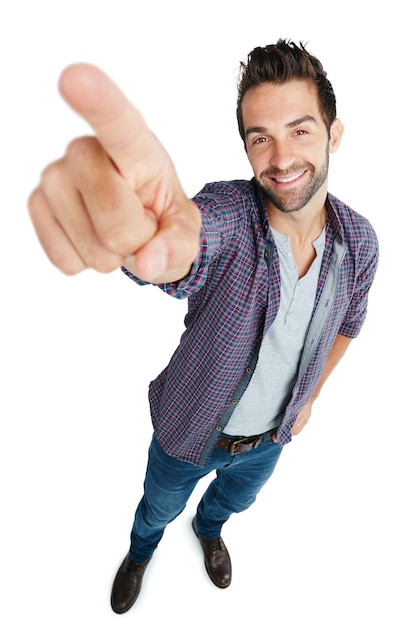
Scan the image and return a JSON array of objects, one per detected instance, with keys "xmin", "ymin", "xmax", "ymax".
[{"xmin": 223, "ymin": 226, "xmax": 326, "ymax": 436}]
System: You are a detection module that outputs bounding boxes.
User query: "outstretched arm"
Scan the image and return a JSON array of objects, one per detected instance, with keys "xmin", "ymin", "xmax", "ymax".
[{"xmin": 28, "ymin": 63, "xmax": 201, "ymax": 284}]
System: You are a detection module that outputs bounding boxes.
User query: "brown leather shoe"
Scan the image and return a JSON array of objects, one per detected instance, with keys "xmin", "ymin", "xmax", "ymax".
[
  {"xmin": 192, "ymin": 516, "xmax": 231, "ymax": 588},
  {"xmin": 110, "ymin": 554, "xmax": 151, "ymax": 614}
]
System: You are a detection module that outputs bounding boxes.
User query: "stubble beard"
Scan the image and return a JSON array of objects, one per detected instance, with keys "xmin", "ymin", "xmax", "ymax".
[{"xmin": 257, "ymin": 151, "xmax": 330, "ymax": 214}]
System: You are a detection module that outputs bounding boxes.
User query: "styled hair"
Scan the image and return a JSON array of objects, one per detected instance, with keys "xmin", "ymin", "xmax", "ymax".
[{"xmin": 236, "ymin": 39, "xmax": 337, "ymax": 143}]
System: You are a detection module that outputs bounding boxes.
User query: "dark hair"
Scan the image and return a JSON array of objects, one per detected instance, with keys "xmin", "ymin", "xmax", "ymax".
[{"xmin": 236, "ymin": 39, "xmax": 337, "ymax": 142}]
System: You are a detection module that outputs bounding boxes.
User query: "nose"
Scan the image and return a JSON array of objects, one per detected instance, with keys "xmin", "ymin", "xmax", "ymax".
[{"xmin": 269, "ymin": 139, "xmax": 295, "ymax": 172}]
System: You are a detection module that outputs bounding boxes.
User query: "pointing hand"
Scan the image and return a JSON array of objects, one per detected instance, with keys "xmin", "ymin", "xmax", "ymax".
[{"xmin": 28, "ymin": 64, "xmax": 201, "ymax": 283}]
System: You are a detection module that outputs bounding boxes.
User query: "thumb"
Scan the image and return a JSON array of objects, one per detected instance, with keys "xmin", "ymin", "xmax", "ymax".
[{"xmin": 58, "ymin": 63, "xmax": 152, "ymax": 184}]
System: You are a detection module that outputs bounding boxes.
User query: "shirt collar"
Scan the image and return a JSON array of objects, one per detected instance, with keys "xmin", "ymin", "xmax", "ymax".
[
  {"xmin": 325, "ymin": 194, "xmax": 346, "ymax": 244},
  {"xmin": 252, "ymin": 178, "xmax": 271, "ymax": 237}
]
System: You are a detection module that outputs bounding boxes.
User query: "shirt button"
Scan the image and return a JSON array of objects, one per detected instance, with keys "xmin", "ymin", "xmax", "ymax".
[
  {"xmin": 216, "ymin": 426, "xmax": 222, "ymax": 431},
  {"xmin": 231, "ymin": 399, "xmax": 238, "ymax": 405},
  {"xmin": 245, "ymin": 367, "xmax": 251, "ymax": 373},
  {"xmin": 264, "ymin": 251, "xmax": 271, "ymax": 259}
]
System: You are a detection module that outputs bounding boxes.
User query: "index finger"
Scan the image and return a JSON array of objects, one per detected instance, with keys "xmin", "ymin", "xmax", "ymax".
[{"xmin": 58, "ymin": 63, "xmax": 151, "ymax": 183}]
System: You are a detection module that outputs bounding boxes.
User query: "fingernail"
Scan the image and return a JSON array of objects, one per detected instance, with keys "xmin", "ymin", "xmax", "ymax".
[{"xmin": 154, "ymin": 251, "xmax": 166, "ymax": 278}]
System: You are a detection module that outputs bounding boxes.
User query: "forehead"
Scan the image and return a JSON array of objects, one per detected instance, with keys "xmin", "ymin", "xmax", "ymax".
[{"xmin": 241, "ymin": 79, "xmax": 323, "ymax": 128}]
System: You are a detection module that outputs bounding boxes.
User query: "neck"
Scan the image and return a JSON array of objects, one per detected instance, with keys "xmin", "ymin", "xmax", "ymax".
[
  {"xmin": 266, "ymin": 188, "xmax": 328, "ymax": 278},
  {"xmin": 266, "ymin": 189, "xmax": 327, "ymax": 245}
]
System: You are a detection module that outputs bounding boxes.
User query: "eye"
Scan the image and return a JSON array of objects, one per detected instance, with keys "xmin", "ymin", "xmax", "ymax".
[
  {"xmin": 294, "ymin": 129, "xmax": 308, "ymax": 136},
  {"xmin": 253, "ymin": 136, "xmax": 268, "ymax": 145}
]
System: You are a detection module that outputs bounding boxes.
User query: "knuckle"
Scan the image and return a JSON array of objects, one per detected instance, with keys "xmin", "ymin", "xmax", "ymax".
[
  {"xmin": 52, "ymin": 254, "xmax": 86, "ymax": 276},
  {"xmin": 38, "ymin": 236, "xmax": 87, "ymax": 275},
  {"xmin": 27, "ymin": 187, "xmax": 42, "ymax": 221},
  {"xmin": 81, "ymin": 245, "xmax": 123, "ymax": 274},
  {"xmin": 40, "ymin": 159, "xmax": 66, "ymax": 192},
  {"xmin": 101, "ymin": 229, "xmax": 137, "ymax": 257},
  {"xmin": 91, "ymin": 254, "xmax": 122, "ymax": 274},
  {"xmin": 65, "ymin": 135, "xmax": 97, "ymax": 161},
  {"xmin": 54, "ymin": 244, "xmax": 120, "ymax": 275}
]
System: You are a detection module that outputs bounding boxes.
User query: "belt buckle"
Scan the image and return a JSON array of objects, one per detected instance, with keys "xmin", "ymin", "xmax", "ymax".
[{"xmin": 230, "ymin": 436, "xmax": 257, "ymax": 456}]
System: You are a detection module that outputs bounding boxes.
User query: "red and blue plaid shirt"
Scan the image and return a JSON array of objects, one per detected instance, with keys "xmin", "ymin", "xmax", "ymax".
[{"xmin": 123, "ymin": 179, "xmax": 379, "ymax": 466}]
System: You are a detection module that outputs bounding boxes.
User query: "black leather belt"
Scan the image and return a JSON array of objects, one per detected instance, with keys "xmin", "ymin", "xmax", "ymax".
[{"xmin": 215, "ymin": 428, "xmax": 277, "ymax": 456}]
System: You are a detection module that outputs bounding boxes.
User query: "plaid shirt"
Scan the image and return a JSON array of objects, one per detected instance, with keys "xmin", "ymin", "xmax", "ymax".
[{"xmin": 123, "ymin": 179, "xmax": 379, "ymax": 466}]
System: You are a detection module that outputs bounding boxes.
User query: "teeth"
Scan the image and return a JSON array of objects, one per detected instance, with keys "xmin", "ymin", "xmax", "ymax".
[{"xmin": 274, "ymin": 172, "xmax": 303, "ymax": 183}]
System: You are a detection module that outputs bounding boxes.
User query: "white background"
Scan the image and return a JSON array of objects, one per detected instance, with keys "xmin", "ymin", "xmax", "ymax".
[{"xmin": 1, "ymin": 1, "xmax": 415, "ymax": 624}]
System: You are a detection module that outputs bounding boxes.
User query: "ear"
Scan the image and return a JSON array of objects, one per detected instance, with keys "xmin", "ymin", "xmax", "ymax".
[{"xmin": 329, "ymin": 118, "xmax": 344, "ymax": 153}]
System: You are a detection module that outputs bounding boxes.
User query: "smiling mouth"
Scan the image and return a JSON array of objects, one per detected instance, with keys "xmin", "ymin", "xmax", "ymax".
[{"xmin": 272, "ymin": 170, "xmax": 307, "ymax": 184}]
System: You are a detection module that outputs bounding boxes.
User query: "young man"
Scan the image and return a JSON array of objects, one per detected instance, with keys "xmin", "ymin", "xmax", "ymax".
[{"xmin": 28, "ymin": 40, "xmax": 379, "ymax": 614}]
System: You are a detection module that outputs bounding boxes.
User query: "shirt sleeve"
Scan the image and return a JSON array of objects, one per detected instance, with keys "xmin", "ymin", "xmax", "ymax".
[
  {"xmin": 338, "ymin": 226, "xmax": 379, "ymax": 338},
  {"xmin": 121, "ymin": 183, "xmax": 242, "ymax": 300}
]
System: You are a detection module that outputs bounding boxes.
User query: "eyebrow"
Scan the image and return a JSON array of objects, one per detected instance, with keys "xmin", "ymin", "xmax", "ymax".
[
  {"xmin": 245, "ymin": 115, "xmax": 319, "ymax": 139},
  {"xmin": 286, "ymin": 114, "xmax": 318, "ymax": 129}
]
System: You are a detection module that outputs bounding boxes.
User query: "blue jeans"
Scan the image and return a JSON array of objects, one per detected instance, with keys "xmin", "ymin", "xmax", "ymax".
[{"xmin": 129, "ymin": 434, "xmax": 283, "ymax": 563}]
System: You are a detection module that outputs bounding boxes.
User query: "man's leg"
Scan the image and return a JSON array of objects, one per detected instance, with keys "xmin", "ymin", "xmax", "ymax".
[
  {"xmin": 111, "ymin": 435, "xmax": 212, "ymax": 614},
  {"xmin": 195, "ymin": 438, "xmax": 283, "ymax": 538},
  {"xmin": 191, "ymin": 437, "xmax": 282, "ymax": 589},
  {"xmin": 129, "ymin": 436, "xmax": 211, "ymax": 562}
]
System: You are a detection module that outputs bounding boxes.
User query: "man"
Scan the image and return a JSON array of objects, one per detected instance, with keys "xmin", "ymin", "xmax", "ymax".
[{"xmin": 28, "ymin": 40, "xmax": 379, "ymax": 614}]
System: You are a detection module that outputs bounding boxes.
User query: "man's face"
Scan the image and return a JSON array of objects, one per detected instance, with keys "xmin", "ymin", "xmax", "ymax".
[{"xmin": 241, "ymin": 79, "xmax": 342, "ymax": 215}]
